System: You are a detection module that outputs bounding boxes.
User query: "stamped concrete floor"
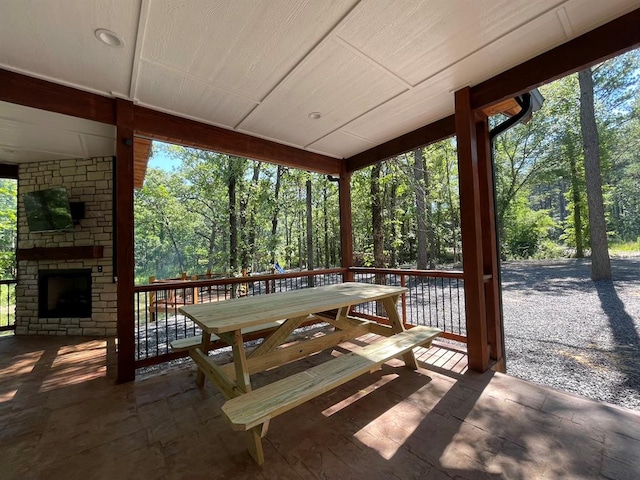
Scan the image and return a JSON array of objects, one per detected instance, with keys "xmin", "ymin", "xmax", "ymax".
[{"xmin": 1, "ymin": 334, "xmax": 639, "ymax": 480}]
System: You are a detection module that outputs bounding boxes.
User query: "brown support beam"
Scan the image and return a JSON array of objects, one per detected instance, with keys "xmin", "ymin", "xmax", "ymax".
[
  {"xmin": 471, "ymin": 8, "xmax": 640, "ymax": 110},
  {"xmin": 346, "ymin": 115, "xmax": 455, "ymax": 172},
  {"xmin": 476, "ymin": 115, "xmax": 503, "ymax": 370},
  {"xmin": 133, "ymin": 106, "xmax": 342, "ymax": 175},
  {"xmin": 0, "ymin": 69, "xmax": 116, "ymax": 125},
  {"xmin": 115, "ymin": 99, "xmax": 136, "ymax": 383},
  {"xmin": 339, "ymin": 165, "xmax": 354, "ymax": 282},
  {"xmin": 455, "ymin": 87, "xmax": 489, "ymax": 372}
]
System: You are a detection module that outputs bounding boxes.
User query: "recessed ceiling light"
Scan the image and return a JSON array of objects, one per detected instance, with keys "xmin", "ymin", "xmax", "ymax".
[
  {"xmin": 95, "ymin": 29, "xmax": 124, "ymax": 48},
  {"xmin": 308, "ymin": 112, "xmax": 322, "ymax": 120}
]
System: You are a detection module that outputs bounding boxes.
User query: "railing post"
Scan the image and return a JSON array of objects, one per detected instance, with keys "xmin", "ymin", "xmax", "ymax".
[
  {"xmin": 400, "ymin": 274, "xmax": 408, "ymax": 326},
  {"xmin": 191, "ymin": 275, "xmax": 199, "ymax": 304}
]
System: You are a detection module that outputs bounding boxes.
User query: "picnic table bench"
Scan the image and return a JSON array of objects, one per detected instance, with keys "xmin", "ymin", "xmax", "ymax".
[{"xmin": 178, "ymin": 282, "xmax": 441, "ymax": 465}]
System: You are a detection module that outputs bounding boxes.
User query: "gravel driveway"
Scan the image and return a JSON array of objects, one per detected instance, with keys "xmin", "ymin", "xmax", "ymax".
[{"xmin": 501, "ymin": 257, "xmax": 640, "ymax": 411}]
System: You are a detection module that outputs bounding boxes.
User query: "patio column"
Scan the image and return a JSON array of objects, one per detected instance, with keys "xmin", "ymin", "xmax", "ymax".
[
  {"xmin": 455, "ymin": 87, "xmax": 490, "ymax": 372},
  {"xmin": 339, "ymin": 166, "xmax": 354, "ymax": 282},
  {"xmin": 115, "ymin": 99, "xmax": 136, "ymax": 383},
  {"xmin": 477, "ymin": 115, "xmax": 504, "ymax": 370}
]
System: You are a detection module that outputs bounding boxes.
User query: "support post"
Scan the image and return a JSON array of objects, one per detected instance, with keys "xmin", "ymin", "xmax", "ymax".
[
  {"xmin": 115, "ymin": 99, "xmax": 136, "ymax": 383},
  {"xmin": 476, "ymin": 115, "xmax": 504, "ymax": 370},
  {"xmin": 455, "ymin": 87, "xmax": 489, "ymax": 372},
  {"xmin": 339, "ymin": 166, "xmax": 354, "ymax": 282}
]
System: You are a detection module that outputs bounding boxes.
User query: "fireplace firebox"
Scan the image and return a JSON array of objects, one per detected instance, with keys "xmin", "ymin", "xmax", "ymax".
[{"xmin": 38, "ymin": 269, "xmax": 92, "ymax": 318}]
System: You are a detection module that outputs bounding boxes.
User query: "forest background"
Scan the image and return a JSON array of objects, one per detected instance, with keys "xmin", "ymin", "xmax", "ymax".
[{"xmin": 0, "ymin": 50, "xmax": 637, "ymax": 284}]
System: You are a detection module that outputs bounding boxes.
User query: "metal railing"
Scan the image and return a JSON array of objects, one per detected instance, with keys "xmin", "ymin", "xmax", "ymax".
[
  {"xmin": 0, "ymin": 279, "xmax": 17, "ymax": 332},
  {"xmin": 350, "ymin": 268, "xmax": 466, "ymax": 343},
  {"xmin": 133, "ymin": 268, "xmax": 347, "ymax": 367}
]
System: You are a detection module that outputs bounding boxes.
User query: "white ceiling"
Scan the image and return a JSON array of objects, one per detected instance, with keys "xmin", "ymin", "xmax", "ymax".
[
  {"xmin": 0, "ymin": 0, "xmax": 638, "ymax": 163},
  {"xmin": 0, "ymin": 101, "xmax": 116, "ymax": 164}
]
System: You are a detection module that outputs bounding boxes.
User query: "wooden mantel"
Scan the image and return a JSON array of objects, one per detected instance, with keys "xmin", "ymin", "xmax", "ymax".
[{"xmin": 17, "ymin": 246, "xmax": 104, "ymax": 261}]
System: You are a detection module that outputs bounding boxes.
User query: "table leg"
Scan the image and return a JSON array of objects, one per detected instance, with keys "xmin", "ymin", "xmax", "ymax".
[
  {"xmin": 246, "ymin": 426, "xmax": 265, "ymax": 465},
  {"xmin": 196, "ymin": 332, "xmax": 212, "ymax": 388},
  {"xmin": 382, "ymin": 296, "xmax": 418, "ymax": 370},
  {"xmin": 231, "ymin": 329, "xmax": 252, "ymax": 393}
]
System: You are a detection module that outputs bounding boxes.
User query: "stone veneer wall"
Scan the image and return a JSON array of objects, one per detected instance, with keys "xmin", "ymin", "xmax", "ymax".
[{"xmin": 15, "ymin": 157, "xmax": 117, "ymax": 336}]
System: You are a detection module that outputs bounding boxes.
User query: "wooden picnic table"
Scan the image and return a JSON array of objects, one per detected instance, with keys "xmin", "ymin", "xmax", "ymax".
[{"xmin": 178, "ymin": 282, "xmax": 441, "ymax": 464}]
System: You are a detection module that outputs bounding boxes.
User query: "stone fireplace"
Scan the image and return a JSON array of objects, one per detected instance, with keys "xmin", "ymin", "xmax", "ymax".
[
  {"xmin": 15, "ymin": 157, "xmax": 117, "ymax": 336},
  {"xmin": 38, "ymin": 269, "xmax": 93, "ymax": 319}
]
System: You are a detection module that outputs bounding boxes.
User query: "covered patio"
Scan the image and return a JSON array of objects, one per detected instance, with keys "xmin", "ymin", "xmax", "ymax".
[
  {"xmin": 1, "ymin": 1, "xmax": 640, "ymax": 476},
  {"xmin": 2, "ymin": 334, "xmax": 639, "ymax": 479}
]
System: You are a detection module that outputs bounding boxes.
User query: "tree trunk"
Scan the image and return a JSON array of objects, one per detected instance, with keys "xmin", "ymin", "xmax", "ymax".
[
  {"xmin": 228, "ymin": 159, "xmax": 238, "ymax": 274},
  {"xmin": 298, "ymin": 183, "xmax": 303, "ymax": 270},
  {"xmin": 579, "ymin": 68, "xmax": 611, "ymax": 280},
  {"xmin": 413, "ymin": 148, "xmax": 428, "ymax": 269},
  {"xmin": 371, "ymin": 164, "xmax": 386, "ymax": 314},
  {"xmin": 323, "ymin": 183, "xmax": 330, "ymax": 268},
  {"xmin": 371, "ymin": 164, "xmax": 385, "ymax": 268},
  {"xmin": 228, "ymin": 157, "xmax": 238, "ymax": 297},
  {"xmin": 306, "ymin": 178, "xmax": 314, "ymax": 287},
  {"xmin": 568, "ymin": 148, "xmax": 584, "ymax": 258},
  {"xmin": 445, "ymin": 156, "xmax": 460, "ymax": 263},
  {"xmin": 270, "ymin": 165, "xmax": 283, "ymax": 267},
  {"xmin": 389, "ymin": 176, "xmax": 398, "ymax": 267},
  {"xmin": 424, "ymin": 161, "xmax": 436, "ymax": 269},
  {"xmin": 207, "ymin": 226, "xmax": 216, "ymax": 272},
  {"xmin": 160, "ymin": 212, "xmax": 185, "ymax": 273},
  {"xmin": 243, "ymin": 163, "xmax": 261, "ymax": 271}
]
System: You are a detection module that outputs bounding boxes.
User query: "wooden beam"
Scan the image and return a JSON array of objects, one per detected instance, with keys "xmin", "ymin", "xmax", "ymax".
[
  {"xmin": 471, "ymin": 8, "xmax": 640, "ymax": 110},
  {"xmin": 0, "ymin": 69, "xmax": 116, "ymax": 125},
  {"xmin": 345, "ymin": 115, "xmax": 455, "ymax": 172},
  {"xmin": 133, "ymin": 105, "xmax": 342, "ymax": 175},
  {"xmin": 455, "ymin": 87, "xmax": 489, "ymax": 372},
  {"xmin": 0, "ymin": 164, "xmax": 19, "ymax": 179},
  {"xmin": 476, "ymin": 115, "xmax": 503, "ymax": 369},
  {"xmin": 133, "ymin": 137, "xmax": 151, "ymax": 189},
  {"xmin": 115, "ymin": 99, "xmax": 136, "ymax": 383}
]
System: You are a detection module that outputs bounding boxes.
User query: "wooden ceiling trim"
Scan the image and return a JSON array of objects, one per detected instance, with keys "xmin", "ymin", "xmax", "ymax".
[
  {"xmin": 482, "ymin": 98, "xmax": 522, "ymax": 118},
  {"xmin": 345, "ymin": 115, "xmax": 456, "ymax": 172},
  {"xmin": 0, "ymin": 69, "xmax": 116, "ymax": 125},
  {"xmin": 471, "ymin": 8, "xmax": 640, "ymax": 111},
  {"xmin": 133, "ymin": 137, "xmax": 152, "ymax": 189},
  {"xmin": 133, "ymin": 106, "xmax": 342, "ymax": 175}
]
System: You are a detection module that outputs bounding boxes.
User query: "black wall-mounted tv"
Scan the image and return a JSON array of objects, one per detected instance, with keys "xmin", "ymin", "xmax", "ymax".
[{"xmin": 23, "ymin": 187, "xmax": 74, "ymax": 232}]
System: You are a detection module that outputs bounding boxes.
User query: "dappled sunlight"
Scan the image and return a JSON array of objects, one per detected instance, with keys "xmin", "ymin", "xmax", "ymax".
[
  {"xmin": 39, "ymin": 362, "xmax": 107, "ymax": 393},
  {"xmin": 0, "ymin": 337, "xmax": 114, "ymax": 402},
  {"xmin": 0, "ymin": 388, "xmax": 17, "ymax": 403},
  {"xmin": 39, "ymin": 340, "xmax": 110, "ymax": 392},
  {"xmin": 416, "ymin": 343, "xmax": 469, "ymax": 375},
  {"xmin": 0, "ymin": 350, "xmax": 43, "ymax": 377},
  {"xmin": 354, "ymin": 399, "xmax": 430, "ymax": 460},
  {"xmin": 0, "ymin": 350, "xmax": 44, "ymax": 404},
  {"xmin": 322, "ymin": 373, "xmax": 398, "ymax": 417}
]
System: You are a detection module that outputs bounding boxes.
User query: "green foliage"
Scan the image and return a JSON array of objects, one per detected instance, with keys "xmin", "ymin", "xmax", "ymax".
[
  {"xmin": 134, "ymin": 147, "xmax": 340, "ymax": 282},
  {"xmin": 503, "ymin": 194, "xmax": 555, "ymax": 259},
  {"xmin": 0, "ymin": 179, "xmax": 17, "ymax": 279},
  {"xmin": 491, "ymin": 49, "xmax": 640, "ymax": 259},
  {"xmin": 609, "ymin": 239, "xmax": 640, "ymax": 255}
]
